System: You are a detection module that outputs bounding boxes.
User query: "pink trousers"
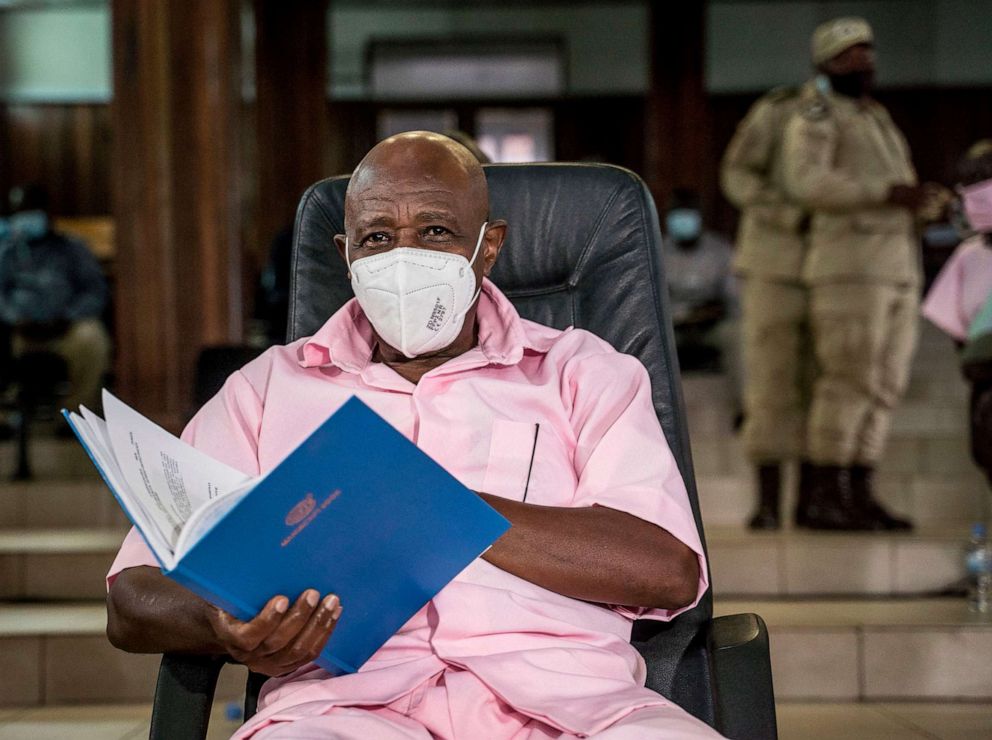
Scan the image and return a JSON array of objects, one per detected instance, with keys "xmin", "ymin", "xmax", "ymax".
[{"xmin": 246, "ymin": 667, "xmax": 724, "ymax": 739}]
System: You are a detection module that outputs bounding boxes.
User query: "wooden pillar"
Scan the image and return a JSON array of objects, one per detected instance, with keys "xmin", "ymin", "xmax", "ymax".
[
  {"xmin": 111, "ymin": 0, "xmax": 243, "ymax": 430},
  {"xmin": 644, "ymin": 1, "xmax": 709, "ymax": 209},
  {"xmin": 254, "ymin": 0, "xmax": 329, "ymax": 257}
]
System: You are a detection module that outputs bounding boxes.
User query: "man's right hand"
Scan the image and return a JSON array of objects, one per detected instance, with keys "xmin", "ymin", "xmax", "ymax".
[
  {"xmin": 207, "ymin": 590, "xmax": 343, "ymax": 677},
  {"xmin": 106, "ymin": 568, "xmax": 343, "ymax": 678}
]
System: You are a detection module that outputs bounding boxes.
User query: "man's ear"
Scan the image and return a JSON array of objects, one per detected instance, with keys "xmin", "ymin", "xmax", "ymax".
[
  {"xmin": 481, "ymin": 220, "xmax": 507, "ymax": 277},
  {"xmin": 333, "ymin": 234, "xmax": 348, "ymax": 272}
]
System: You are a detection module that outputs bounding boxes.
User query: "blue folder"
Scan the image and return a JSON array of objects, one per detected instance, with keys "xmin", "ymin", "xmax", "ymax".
[{"xmin": 72, "ymin": 396, "xmax": 510, "ymax": 675}]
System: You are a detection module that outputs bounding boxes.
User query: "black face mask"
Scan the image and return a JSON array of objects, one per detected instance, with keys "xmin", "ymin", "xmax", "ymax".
[{"xmin": 829, "ymin": 69, "xmax": 874, "ymax": 98}]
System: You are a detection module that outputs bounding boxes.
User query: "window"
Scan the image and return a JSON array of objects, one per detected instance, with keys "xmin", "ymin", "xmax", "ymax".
[
  {"xmin": 476, "ymin": 108, "xmax": 553, "ymax": 163},
  {"xmin": 376, "ymin": 109, "xmax": 458, "ymax": 141},
  {"xmin": 369, "ymin": 40, "xmax": 564, "ymax": 101}
]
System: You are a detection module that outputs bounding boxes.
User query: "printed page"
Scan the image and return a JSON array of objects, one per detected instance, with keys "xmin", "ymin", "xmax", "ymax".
[
  {"xmin": 173, "ymin": 479, "xmax": 255, "ymax": 560},
  {"xmin": 67, "ymin": 410, "xmax": 176, "ymax": 562},
  {"xmin": 80, "ymin": 405, "xmax": 113, "ymax": 458},
  {"xmin": 101, "ymin": 390, "xmax": 252, "ymax": 546}
]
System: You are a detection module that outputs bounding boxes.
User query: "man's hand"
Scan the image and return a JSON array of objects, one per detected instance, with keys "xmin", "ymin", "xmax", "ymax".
[{"xmin": 207, "ymin": 590, "xmax": 342, "ymax": 677}]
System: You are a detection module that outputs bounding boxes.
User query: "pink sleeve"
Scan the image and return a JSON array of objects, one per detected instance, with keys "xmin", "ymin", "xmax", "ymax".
[
  {"xmin": 179, "ymin": 369, "xmax": 264, "ymax": 477},
  {"xmin": 922, "ymin": 249, "xmax": 968, "ymax": 341},
  {"xmin": 567, "ymin": 351, "xmax": 708, "ymax": 622},
  {"xmin": 106, "ymin": 526, "xmax": 160, "ymax": 590},
  {"xmin": 105, "ymin": 369, "xmax": 266, "ymax": 590}
]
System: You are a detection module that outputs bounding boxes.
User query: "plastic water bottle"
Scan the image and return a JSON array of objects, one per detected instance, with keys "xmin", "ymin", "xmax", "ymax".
[
  {"xmin": 224, "ymin": 701, "xmax": 243, "ymax": 722},
  {"xmin": 965, "ymin": 523, "xmax": 992, "ymax": 614}
]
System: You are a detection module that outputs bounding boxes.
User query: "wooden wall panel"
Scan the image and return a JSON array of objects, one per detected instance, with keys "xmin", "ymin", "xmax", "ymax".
[
  {"xmin": 254, "ymin": 0, "xmax": 328, "ymax": 260},
  {"xmin": 644, "ymin": 0, "xmax": 708, "ymax": 210},
  {"xmin": 111, "ymin": 0, "xmax": 243, "ymax": 429},
  {"xmin": 0, "ymin": 104, "xmax": 112, "ymax": 216}
]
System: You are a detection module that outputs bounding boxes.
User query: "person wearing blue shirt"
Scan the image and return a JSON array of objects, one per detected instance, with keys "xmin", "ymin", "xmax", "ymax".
[{"xmin": 0, "ymin": 184, "xmax": 110, "ymax": 413}]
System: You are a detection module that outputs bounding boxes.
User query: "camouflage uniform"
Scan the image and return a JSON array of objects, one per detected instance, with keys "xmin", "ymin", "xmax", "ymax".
[
  {"xmin": 782, "ymin": 85, "xmax": 919, "ymax": 466},
  {"xmin": 720, "ymin": 82, "xmax": 813, "ymax": 463}
]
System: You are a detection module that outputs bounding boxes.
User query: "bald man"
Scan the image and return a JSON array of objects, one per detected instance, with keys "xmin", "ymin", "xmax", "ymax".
[{"xmin": 105, "ymin": 133, "xmax": 720, "ymax": 739}]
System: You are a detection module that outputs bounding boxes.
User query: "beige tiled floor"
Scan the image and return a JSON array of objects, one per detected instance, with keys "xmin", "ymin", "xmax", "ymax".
[
  {"xmin": 0, "ymin": 702, "xmax": 988, "ymax": 739},
  {"xmin": 0, "ymin": 704, "xmax": 241, "ymax": 740},
  {"xmin": 714, "ymin": 597, "xmax": 990, "ymax": 628},
  {"xmin": 778, "ymin": 702, "xmax": 992, "ymax": 740}
]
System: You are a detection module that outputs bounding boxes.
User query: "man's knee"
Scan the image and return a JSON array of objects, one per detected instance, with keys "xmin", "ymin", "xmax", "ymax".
[{"xmin": 61, "ymin": 319, "xmax": 111, "ymax": 363}]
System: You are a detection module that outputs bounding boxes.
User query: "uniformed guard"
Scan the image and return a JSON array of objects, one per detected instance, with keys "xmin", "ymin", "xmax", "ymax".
[
  {"xmin": 781, "ymin": 17, "xmax": 941, "ymax": 530},
  {"xmin": 720, "ymin": 73, "xmax": 813, "ymax": 530}
]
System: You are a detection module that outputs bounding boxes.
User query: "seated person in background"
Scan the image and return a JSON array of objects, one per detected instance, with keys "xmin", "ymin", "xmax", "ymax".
[
  {"xmin": 105, "ymin": 133, "xmax": 719, "ymax": 739},
  {"xmin": 663, "ymin": 190, "xmax": 738, "ymax": 373},
  {"xmin": 0, "ymin": 184, "xmax": 111, "ymax": 413},
  {"xmin": 922, "ymin": 141, "xmax": 992, "ymax": 486},
  {"xmin": 663, "ymin": 190, "xmax": 741, "ymax": 423}
]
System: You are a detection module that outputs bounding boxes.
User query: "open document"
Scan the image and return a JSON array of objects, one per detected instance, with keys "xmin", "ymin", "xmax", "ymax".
[{"xmin": 64, "ymin": 392, "xmax": 510, "ymax": 674}]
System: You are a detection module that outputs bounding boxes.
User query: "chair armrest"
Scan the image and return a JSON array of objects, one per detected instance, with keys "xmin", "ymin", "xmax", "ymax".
[
  {"xmin": 707, "ymin": 613, "xmax": 777, "ymax": 740},
  {"xmin": 149, "ymin": 653, "xmax": 225, "ymax": 740}
]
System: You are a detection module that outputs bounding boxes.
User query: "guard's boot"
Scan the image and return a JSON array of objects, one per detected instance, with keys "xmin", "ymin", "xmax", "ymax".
[
  {"xmin": 850, "ymin": 464, "xmax": 914, "ymax": 531},
  {"xmin": 748, "ymin": 464, "xmax": 781, "ymax": 530},
  {"xmin": 794, "ymin": 459, "xmax": 814, "ymax": 528},
  {"xmin": 801, "ymin": 464, "xmax": 873, "ymax": 530}
]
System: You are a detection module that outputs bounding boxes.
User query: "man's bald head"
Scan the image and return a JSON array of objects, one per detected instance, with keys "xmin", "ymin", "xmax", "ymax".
[
  {"xmin": 333, "ymin": 131, "xmax": 508, "ymax": 365},
  {"xmin": 347, "ymin": 131, "xmax": 489, "ymax": 226}
]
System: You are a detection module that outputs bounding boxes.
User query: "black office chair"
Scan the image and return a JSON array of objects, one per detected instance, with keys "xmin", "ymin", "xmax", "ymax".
[{"xmin": 149, "ymin": 164, "xmax": 776, "ymax": 739}]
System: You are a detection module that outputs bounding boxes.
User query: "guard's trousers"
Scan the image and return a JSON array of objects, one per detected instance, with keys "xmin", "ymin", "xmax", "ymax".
[
  {"xmin": 739, "ymin": 278, "xmax": 811, "ymax": 463},
  {"xmin": 806, "ymin": 282, "xmax": 918, "ymax": 466}
]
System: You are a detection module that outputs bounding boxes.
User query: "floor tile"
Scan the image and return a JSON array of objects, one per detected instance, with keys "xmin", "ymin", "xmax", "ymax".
[
  {"xmin": 696, "ymin": 475, "xmax": 752, "ymax": 527},
  {"xmin": 45, "ymin": 635, "xmax": 160, "ymax": 703},
  {"xmin": 768, "ymin": 629, "xmax": 860, "ymax": 700},
  {"xmin": 0, "ymin": 529, "xmax": 122, "ymax": 553},
  {"xmin": 864, "ymin": 628, "xmax": 992, "ymax": 699},
  {"xmin": 0, "ymin": 554, "xmax": 21, "ymax": 599},
  {"xmin": 777, "ymin": 702, "xmax": 931, "ymax": 740},
  {"xmin": 894, "ymin": 540, "xmax": 965, "ymax": 594},
  {"xmin": 783, "ymin": 538, "xmax": 893, "ymax": 595},
  {"xmin": 0, "ymin": 637, "xmax": 41, "ymax": 707},
  {"xmin": 714, "ymin": 597, "xmax": 983, "ymax": 628},
  {"xmin": 117, "ymin": 701, "xmax": 242, "ymax": 740},
  {"xmin": 0, "ymin": 720, "xmax": 143, "ymax": 740},
  {"xmin": 0, "ymin": 603, "xmax": 106, "ymax": 637},
  {"xmin": 912, "ymin": 475, "xmax": 986, "ymax": 525},
  {"xmin": 707, "ymin": 539, "xmax": 781, "ymax": 596},
  {"xmin": 0, "ymin": 703, "xmax": 147, "ymax": 740},
  {"xmin": 876, "ymin": 702, "xmax": 992, "ymax": 740},
  {"xmin": 22, "ymin": 552, "xmax": 113, "ymax": 599}
]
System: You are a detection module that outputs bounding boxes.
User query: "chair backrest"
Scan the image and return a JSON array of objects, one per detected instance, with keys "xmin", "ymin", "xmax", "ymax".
[{"xmin": 288, "ymin": 163, "xmax": 712, "ymax": 708}]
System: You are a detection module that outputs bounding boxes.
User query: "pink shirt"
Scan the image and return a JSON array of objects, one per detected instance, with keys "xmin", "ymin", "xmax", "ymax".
[
  {"xmin": 108, "ymin": 279, "xmax": 708, "ymax": 736},
  {"xmin": 922, "ymin": 236, "xmax": 992, "ymax": 341}
]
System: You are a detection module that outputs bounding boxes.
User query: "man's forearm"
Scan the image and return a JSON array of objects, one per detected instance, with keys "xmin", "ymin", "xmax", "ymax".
[
  {"xmin": 478, "ymin": 494, "xmax": 699, "ymax": 611},
  {"xmin": 107, "ymin": 566, "xmax": 224, "ymax": 654}
]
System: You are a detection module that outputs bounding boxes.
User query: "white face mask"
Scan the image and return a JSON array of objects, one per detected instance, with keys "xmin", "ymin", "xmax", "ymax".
[{"xmin": 346, "ymin": 222, "xmax": 487, "ymax": 358}]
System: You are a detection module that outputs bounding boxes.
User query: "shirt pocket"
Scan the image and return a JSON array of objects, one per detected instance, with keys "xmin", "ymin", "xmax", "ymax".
[{"xmin": 481, "ymin": 419, "xmax": 543, "ymax": 502}]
